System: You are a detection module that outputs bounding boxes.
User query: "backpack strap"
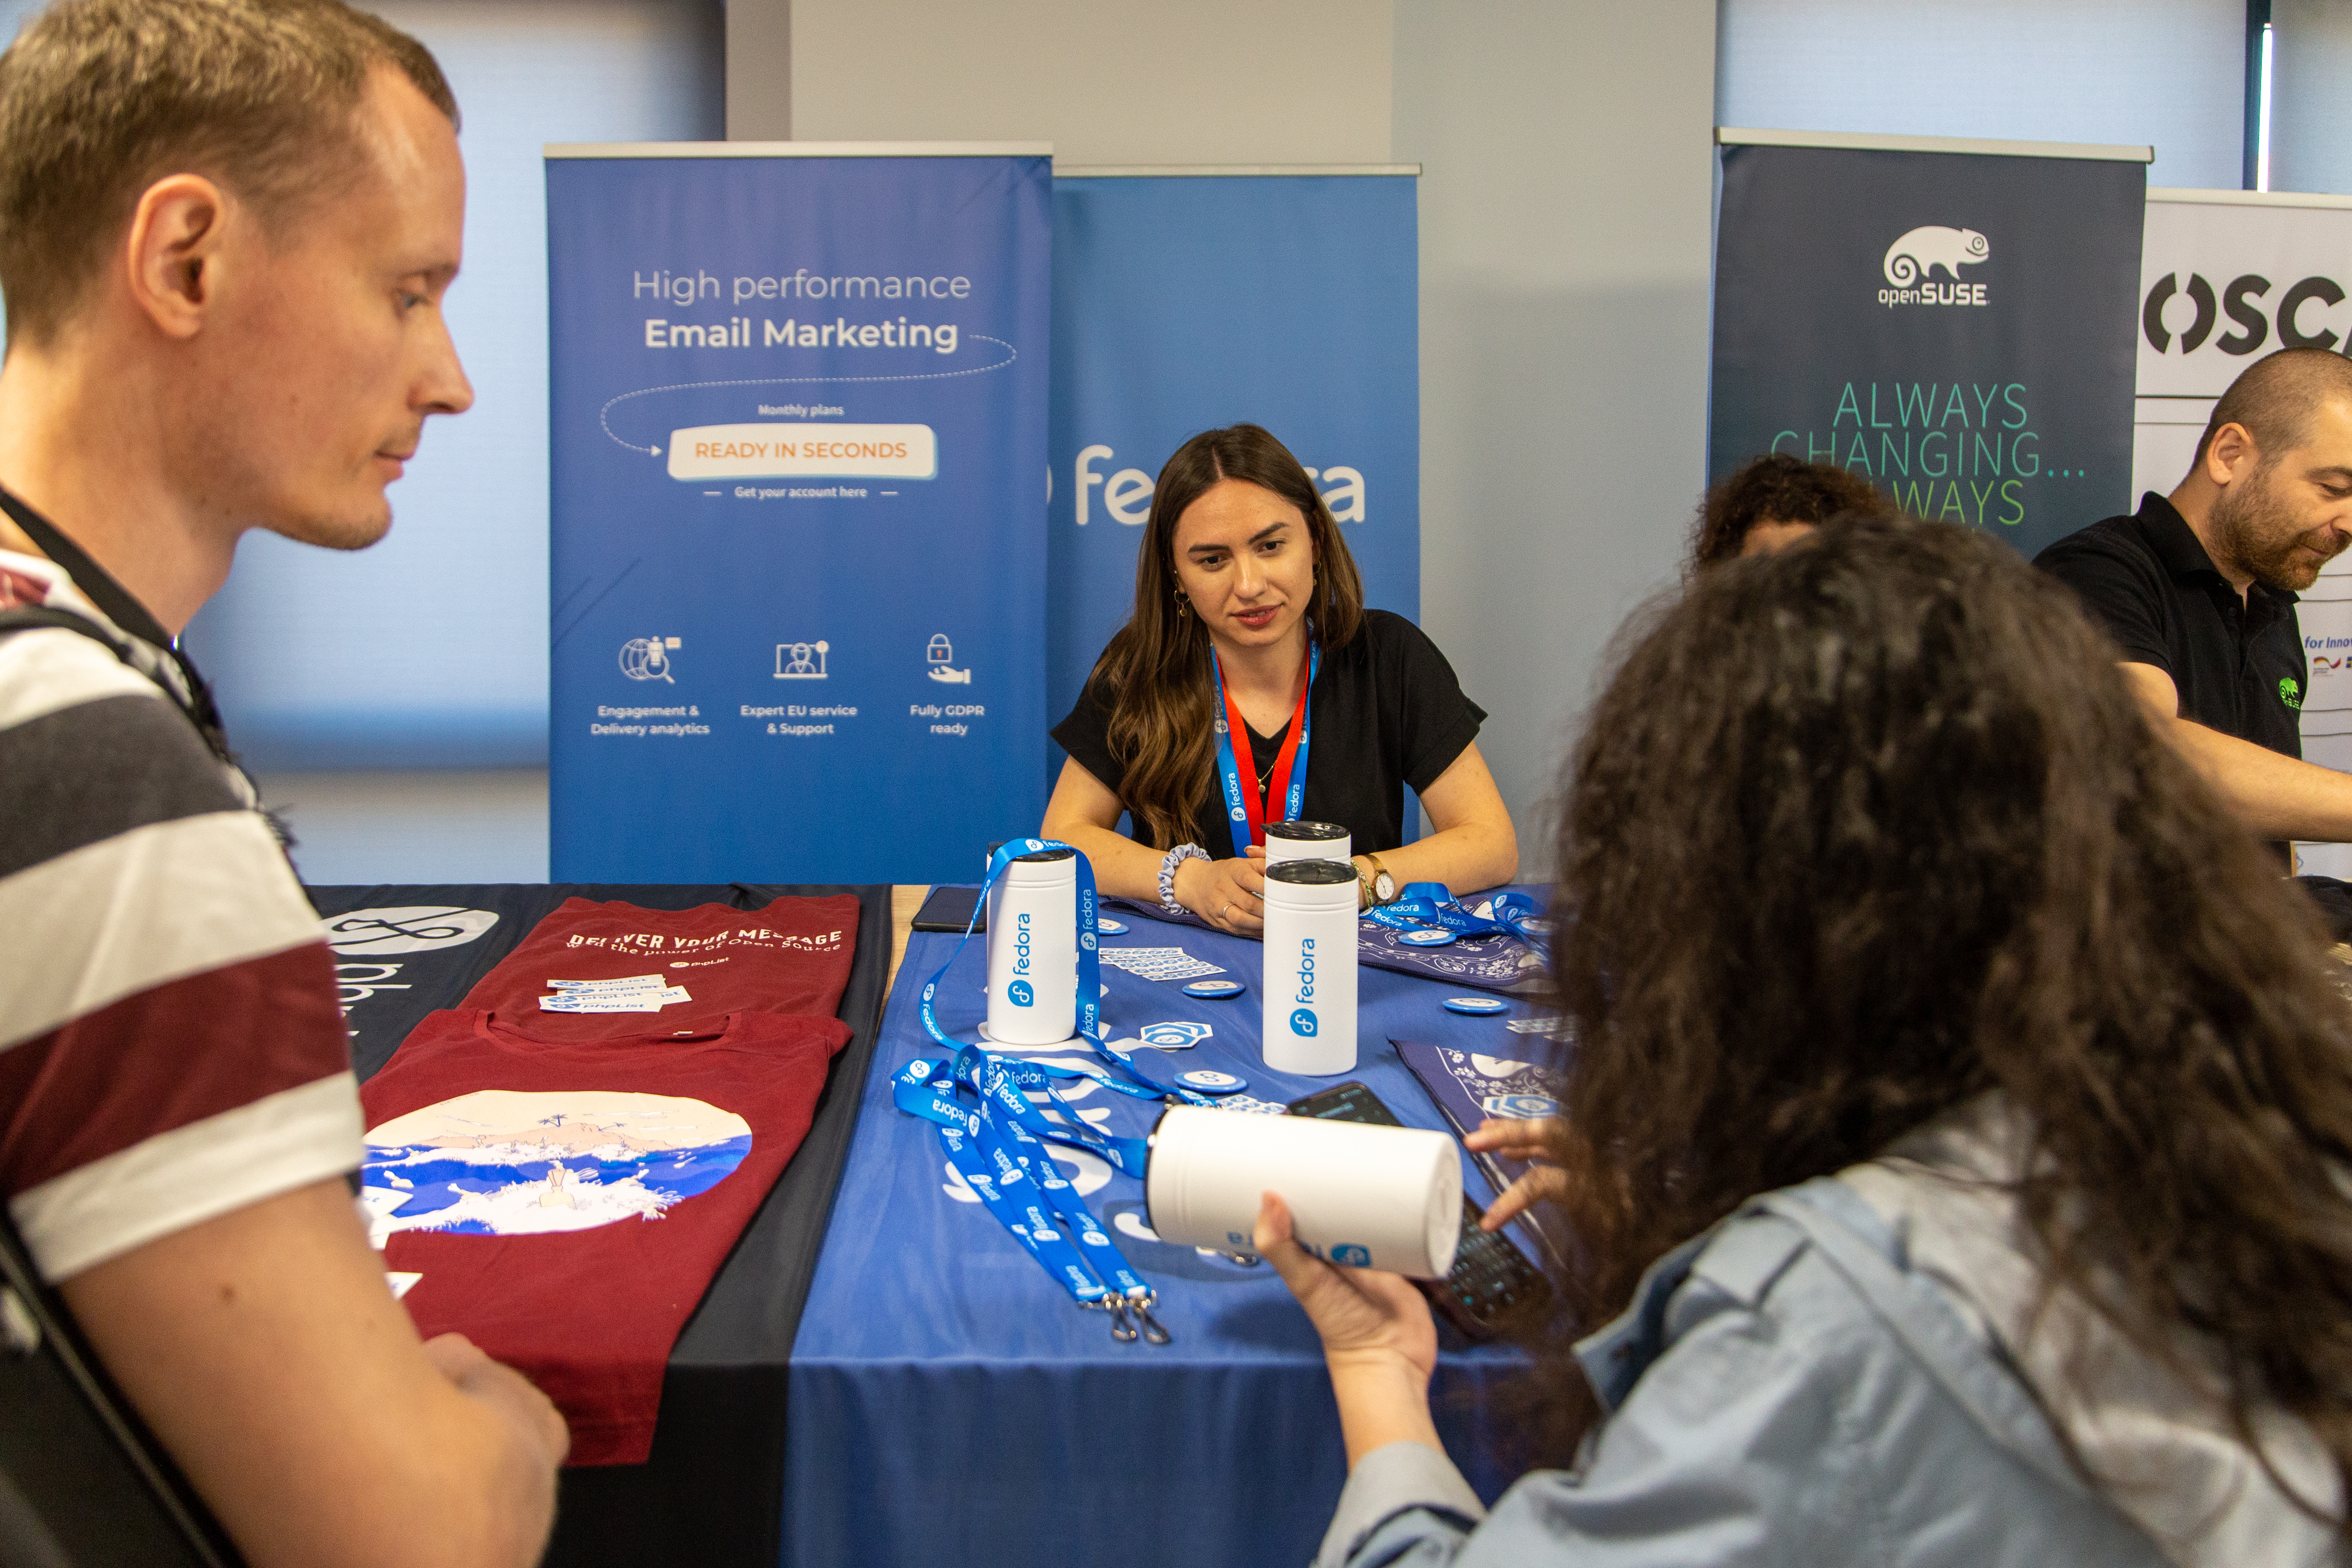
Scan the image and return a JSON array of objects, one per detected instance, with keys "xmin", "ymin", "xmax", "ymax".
[
  {"xmin": 0, "ymin": 603, "xmax": 138, "ymax": 658},
  {"xmin": 0, "ymin": 604, "xmax": 274, "ymax": 835}
]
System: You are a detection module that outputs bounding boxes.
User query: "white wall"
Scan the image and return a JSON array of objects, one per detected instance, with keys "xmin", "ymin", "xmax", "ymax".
[
  {"xmin": 1717, "ymin": 0, "xmax": 2244, "ymax": 190},
  {"xmin": 784, "ymin": 0, "xmax": 1392, "ymax": 163},
  {"xmin": 2273, "ymin": 0, "xmax": 2352, "ymax": 196},
  {"xmin": 267, "ymin": 769, "xmax": 551, "ymax": 884},
  {"xmin": 1396, "ymin": 0, "xmax": 1718, "ymax": 845},
  {"xmin": 726, "ymin": 0, "xmax": 791, "ymax": 140}
]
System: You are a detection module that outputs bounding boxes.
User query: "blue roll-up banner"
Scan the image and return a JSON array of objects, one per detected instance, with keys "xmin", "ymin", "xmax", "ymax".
[
  {"xmin": 546, "ymin": 146, "xmax": 1051, "ymax": 883},
  {"xmin": 1709, "ymin": 139, "xmax": 2146, "ymax": 560},
  {"xmin": 1047, "ymin": 172, "xmax": 1420, "ymax": 775}
]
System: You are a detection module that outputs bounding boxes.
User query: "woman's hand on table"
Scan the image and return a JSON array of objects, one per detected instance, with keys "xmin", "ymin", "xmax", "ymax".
[
  {"xmin": 1464, "ymin": 1118, "xmax": 1570, "ymax": 1229},
  {"xmin": 1173, "ymin": 848, "xmax": 1268, "ymax": 934},
  {"xmin": 1256, "ymin": 1191, "xmax": 1442, "ymax": 1467}
]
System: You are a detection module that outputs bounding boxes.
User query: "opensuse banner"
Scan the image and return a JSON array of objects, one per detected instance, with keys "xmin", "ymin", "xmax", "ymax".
[
  {"xmin": 1710, "ymin": 140, "xmax": 2145, "ymax": 561},
  {"xmin": 1047, "ymin": 172, "xmax": 1420, "ymax": 785},
  {"xmin": 545, "ymin": 147, "xmax": 1050, "ymax": 883}
]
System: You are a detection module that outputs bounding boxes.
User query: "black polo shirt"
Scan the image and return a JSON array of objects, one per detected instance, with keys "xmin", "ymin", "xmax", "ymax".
[{"xmin": 2035, "ymin": 492, "xmax": 2306, "ymax": 759}]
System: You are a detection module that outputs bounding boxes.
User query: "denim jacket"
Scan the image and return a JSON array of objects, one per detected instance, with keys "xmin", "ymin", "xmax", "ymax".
[{"xmin": 1315, "ymin": 1176, "xmax": 2340, "ymax": 1568}]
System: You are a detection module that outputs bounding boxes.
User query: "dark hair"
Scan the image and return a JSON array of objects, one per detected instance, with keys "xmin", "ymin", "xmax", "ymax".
[
  {"xmin": 2193, "ymin": 346, "xmax": 2352, "ymax": 468},
  {"xmin": 0, "ymin": 0, "xmax": 457, "ymax": 347},
  {"xmin": 1526, "ymin": 516, "xmax": 2352, "ymax": 1505},
  {"xmin": 1088, "ymin": 424, "xmax": 1365, "ymax": 850},
  {"xmin": 1690, "ymin": 453, "xmax": 1895, "ymax": 567}
]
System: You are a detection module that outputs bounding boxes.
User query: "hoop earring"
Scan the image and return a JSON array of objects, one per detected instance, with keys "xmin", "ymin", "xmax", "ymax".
[{"xmin": 1173, "ymin": 585, "xmax": 1190, "ymax": 619}]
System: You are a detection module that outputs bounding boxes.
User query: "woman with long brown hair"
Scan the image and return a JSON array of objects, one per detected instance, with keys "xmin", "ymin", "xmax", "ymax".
[
  {"xmin": 1043, "ymin": 424, "xmax": 1516, "ymax": 931},
  {"xmin": 1261, "ymin": 516, "xmax": 2352, "ymax": 1565}
]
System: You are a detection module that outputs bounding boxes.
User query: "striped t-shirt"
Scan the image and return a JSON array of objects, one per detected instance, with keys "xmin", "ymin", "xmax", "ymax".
[{"xmin": 0, "ymin": 548, "xmax": 361, "ymax": 1283}]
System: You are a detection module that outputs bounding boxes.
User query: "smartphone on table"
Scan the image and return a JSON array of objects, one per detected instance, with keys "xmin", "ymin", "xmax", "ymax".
[
  {"xmin": 911, "ymin": 885, "xmax": 985, "ymax": 933},
  {"xmin": 1286, "ymin": 1081, "xmax": 1553, "ymax": 1339}
]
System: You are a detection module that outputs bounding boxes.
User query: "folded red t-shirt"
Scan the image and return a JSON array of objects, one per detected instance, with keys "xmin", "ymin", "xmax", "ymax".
[
  {"xmin": 458, "ymin": 894, "xmax": 859, "ymax": 1040},
  {"xmin": 359, "ymin": 1008, "xmax": 851, "ymax": 1465}
]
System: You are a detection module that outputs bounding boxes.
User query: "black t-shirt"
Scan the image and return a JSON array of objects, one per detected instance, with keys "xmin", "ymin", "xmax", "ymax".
[
  {"xmin": 1051, "ymin": 609, "xmax": 1487, "ymax": 856},
  {"xmin": 2036, "ymin": 492, "xmax": 2306, "ymax": 760}
]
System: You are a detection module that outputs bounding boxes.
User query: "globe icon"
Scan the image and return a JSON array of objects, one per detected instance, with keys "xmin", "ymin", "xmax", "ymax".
[{"xmin": 619, "ymin": 637, "xmax": 672, "ymax": 682}]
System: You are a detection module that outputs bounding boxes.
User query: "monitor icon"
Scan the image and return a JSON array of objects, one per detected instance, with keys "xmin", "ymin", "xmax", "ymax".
[{"xmin": 776, "ymin": 640, "xmax": 830, "ymax": 679}]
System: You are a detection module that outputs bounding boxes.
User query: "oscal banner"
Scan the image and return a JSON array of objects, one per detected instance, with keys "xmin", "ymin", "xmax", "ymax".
[{"xmin": 2134, "ymin": 190, "xmax": 2352, "ymax": 796}]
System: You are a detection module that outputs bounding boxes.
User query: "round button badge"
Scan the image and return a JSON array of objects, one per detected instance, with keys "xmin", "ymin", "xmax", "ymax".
[
  {"xmin": 1442, "ymin": 995, "xmax": 1510, "ymax": 1016},
  {"xmin": 1095, "ymin": 917, "xmax": 1128, "ymax": 935},
  {"xmin": 1176, "ymin": 1069, "xmax": 1247, "ymax": 1094},
  {"xmin": 1182, "ymin": 978, "xmax": 1244, "ymax": 999},
  {"xmin": 1397, "ymin": 928, "xmax": 1456, "ymax": 947}
]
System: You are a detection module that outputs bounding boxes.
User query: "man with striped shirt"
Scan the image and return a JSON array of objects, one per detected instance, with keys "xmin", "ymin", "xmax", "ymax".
[{"xmin": 0, "ymin": 3, "xmax": 566, "ymax": 1565}]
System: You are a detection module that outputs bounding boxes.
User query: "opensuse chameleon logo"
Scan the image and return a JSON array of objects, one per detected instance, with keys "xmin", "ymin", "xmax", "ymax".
[{"xmin": 1877, "ymin": 226, "xmax": 1991, "ymax": 309}]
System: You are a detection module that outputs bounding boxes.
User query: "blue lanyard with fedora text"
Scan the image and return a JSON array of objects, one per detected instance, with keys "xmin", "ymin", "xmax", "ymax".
[
  {"xmin": 1211, "ymin": 640, "xmax": 1320, "ymax": 859},
  {"xmin": 1365, "ymin": 881, "xmax": 1550, "ymax": 954},
  {"xmin": 930, "ymin": 1091, "xmax": 1170, "ymax": 1343}
]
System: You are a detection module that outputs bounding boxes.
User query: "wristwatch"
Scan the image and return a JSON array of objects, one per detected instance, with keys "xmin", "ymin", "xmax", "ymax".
[{"xmin": 1357, "ymin": 852, "xmax": 1397, "ymax": 910}]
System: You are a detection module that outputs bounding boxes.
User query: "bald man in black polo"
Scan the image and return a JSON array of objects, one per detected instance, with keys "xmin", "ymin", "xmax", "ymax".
[{"xmin": 2038, "ymin": 348, "xmax": 2352, "ymax": 905}]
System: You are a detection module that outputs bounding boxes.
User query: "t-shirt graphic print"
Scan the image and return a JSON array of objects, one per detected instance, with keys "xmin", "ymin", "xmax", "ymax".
[{"xmin": 363, "ymin": 1089, "xmax": 751, "ymax": 1239}]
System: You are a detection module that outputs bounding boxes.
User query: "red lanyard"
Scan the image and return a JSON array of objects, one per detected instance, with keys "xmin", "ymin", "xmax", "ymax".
[{"xmin": 1213, "ymin": 652, "xmax": 1314, "ymax": 849}]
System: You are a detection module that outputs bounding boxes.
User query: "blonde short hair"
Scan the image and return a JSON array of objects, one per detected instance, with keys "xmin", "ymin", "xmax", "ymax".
[{"xmin": 0, "ymin": 0, "xmax": 456, "ymax": 346}]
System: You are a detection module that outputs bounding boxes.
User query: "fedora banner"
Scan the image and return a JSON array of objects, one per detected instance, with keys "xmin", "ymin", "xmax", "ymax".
[
  {"xmin": 1709, "ymin": 133, "xmax": 2147, "ymax": 561},
  {"xmin": 1046, "ymin": 171, "xmax": 1420, "ymax": 789}
]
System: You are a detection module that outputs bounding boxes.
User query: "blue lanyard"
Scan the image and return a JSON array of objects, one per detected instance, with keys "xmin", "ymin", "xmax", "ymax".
[
  {"xmin": 937, "ymin": 1109, "xmax": 1106, "ymax": 1304},
  {"xmin": 975, "ymin": 1095, "xmax": 1169, "ymax": 1343},
  {"xmin": 919, "ymin": 1063, "xmax": 1171, "ymax": 1342},
  {"xmin": 1210, "ymin": 641, "xmax": 1320, "ymax": 859},
  {"xmin": 1366, "ymin": 882, "xmax": 1549, "ymax": 952},
  {"xmin": 895, "ymin": 1043, "xmax": 1155, "ymax": 1176}
]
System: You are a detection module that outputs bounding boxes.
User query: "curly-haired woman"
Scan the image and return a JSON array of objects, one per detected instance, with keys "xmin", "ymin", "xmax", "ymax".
[
  {"xmin": 1043, "ymin": 424, "xmax": 1516, "ymax": 933},
  {"xmin": 1265, "ymin": 515, "xmax": 2352, "ymax": 1566},
  {"xmin": 1690, "ymin": 450, "xmax": 1895, "ymax": 567}
]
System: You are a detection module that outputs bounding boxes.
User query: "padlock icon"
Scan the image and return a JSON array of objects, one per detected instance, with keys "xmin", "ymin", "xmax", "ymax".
[{"xmin": 927, "ymin": 634, "xmax": 953, "ymax": 665}]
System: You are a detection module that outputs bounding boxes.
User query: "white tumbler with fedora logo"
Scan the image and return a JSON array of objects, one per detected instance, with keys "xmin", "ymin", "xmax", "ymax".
[
  {"xmin": 986, "ymin": 844, "xmax": 1078, "ymax": 1046},
  {"xmin": 1261, "ymin": 858, "xmax": 1358, "ymax": 1075},
  {"xmin": 1263, "ymin": 820, "xmax": 1350, "ymax": 867},
  {"xmin": 1144, "ymin": 1104, "xmax": 1461, "ymax": 1277}
]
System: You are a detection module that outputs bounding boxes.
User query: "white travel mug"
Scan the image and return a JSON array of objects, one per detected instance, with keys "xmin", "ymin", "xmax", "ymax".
[
  {"xmin": 1261, "ymin": 858, "xmax": 1359, "ymax": 1075},
  {"xmin": 986, "ymin": 845, "xmax": 1078, "ymax": 1045},
  {"xmin": 1144, "ymin": 1105, "xmax": 1462, "ymax": 1277},
  {"xmin": 1263, "ymin": 819, "xmax": 1350, "ymax": 867}
]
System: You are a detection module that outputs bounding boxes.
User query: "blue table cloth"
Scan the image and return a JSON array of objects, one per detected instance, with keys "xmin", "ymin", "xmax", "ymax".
[{"xmin": 784, "ymin": 891, "xmax": 1559, "ymax": 1568}]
